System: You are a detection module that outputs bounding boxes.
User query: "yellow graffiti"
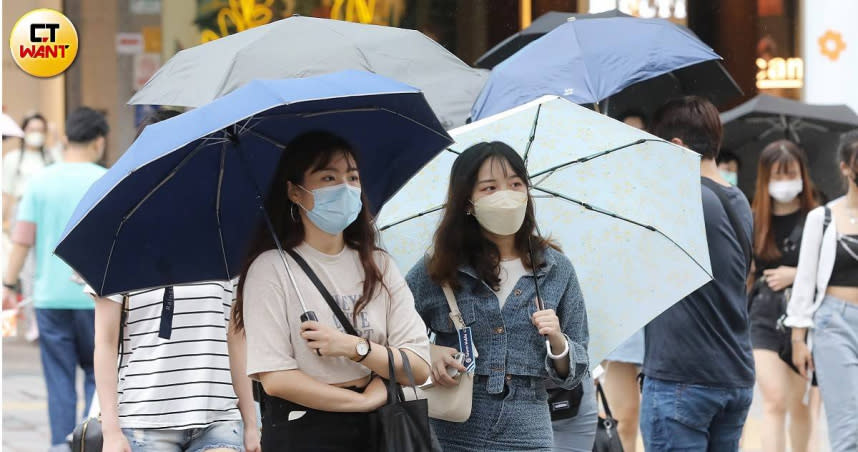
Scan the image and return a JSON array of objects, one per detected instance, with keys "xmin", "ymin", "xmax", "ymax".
[
  {"xmin": 331, "ymin": 0, "xmax": 374, "ymax": 23},
  {"xmin": 330, "ymin": 0, "xmax": 405, "ymax": 26},
  {"xmin": 201, "ymin": 0, "xmax": 275, "ymax": 43}
]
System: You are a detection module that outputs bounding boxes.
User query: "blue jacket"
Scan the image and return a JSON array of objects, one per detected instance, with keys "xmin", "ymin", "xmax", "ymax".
[{"xmin": 405, "ymin": 247, "xmax": 589, "ymax": 395}]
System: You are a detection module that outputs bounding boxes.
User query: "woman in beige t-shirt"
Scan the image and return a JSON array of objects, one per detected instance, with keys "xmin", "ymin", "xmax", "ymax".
[{"xmin": 233, "ymin": 131, "xmax": 431, "ymax": 451}]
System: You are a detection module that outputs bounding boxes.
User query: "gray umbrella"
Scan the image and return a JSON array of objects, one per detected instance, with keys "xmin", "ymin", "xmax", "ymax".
[{"xmin": 129, "ymin": 16, "xmax": 488, "ymax": 129}]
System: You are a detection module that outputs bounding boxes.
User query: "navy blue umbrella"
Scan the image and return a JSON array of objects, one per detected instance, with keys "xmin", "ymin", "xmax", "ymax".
[
  {"xmin": 471, "ymin": 16, "xmax": 741, "ymax": 121},
  {"xmin": 55, "ymin": 70, "xmax": 452, "ymax": 297}
]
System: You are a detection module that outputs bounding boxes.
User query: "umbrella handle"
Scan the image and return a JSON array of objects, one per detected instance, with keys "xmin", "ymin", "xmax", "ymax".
[
  {"xmin": 544, "ymin": 338, "xmax": 552, "ymax": 355},
  {"xmin": 300, "ymin": 311, "xmax": 322, "ymax": 356}
]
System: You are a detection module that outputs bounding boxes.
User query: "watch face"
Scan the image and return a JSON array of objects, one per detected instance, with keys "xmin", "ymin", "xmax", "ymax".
[{"xmin": 357, "ymin": 341, "xmax": 369, "ymax": 356}]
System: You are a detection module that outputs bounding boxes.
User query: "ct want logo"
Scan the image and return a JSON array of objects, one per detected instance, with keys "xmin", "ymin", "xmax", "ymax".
[{"xmin": 9, "ymin": 9, "xmax": 78, "ymax": 78}]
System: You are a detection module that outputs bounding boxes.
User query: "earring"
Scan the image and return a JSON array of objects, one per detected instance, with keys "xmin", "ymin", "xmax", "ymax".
[{"xmin": 290, "ymin": 203, "xmax": 299, "ymax": 222}]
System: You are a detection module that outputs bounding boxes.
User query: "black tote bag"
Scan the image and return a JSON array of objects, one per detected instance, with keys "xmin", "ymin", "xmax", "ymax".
[
  {"xmin": 372, "ymin": 347, "xmax": 437, "ymax": 452},
  {"xmin": 593, "ymin": 382, "xmax": 624, "ymax": 452}
]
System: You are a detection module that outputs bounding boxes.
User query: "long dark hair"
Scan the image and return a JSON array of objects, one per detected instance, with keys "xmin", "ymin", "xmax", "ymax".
[
  {"xmin": 840, "ymin": 131, "xmax": 858, "ymax": 188},
  {"xmin": 136, "ymin": 109, "xmax": 181, "ymax": 138},
  {"xmin": 751, "ymin": 140, "xmax": 818, "ymax": 261},
  {"xmin": 233, "ymin": 131, "xmax": 386, "ymax": 331},
  {"xmin": 428, "ymin": 141, "xmax": 557, "ymax": 291},
  {"xmin": 17, "ymin": 113, "xmax": 48, "ymax": 173}
]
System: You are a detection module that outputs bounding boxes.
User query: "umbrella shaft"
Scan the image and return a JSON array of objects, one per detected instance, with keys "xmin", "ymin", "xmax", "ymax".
[{"xmin": 273, "ymin": 247, "xmax": 312, "ymax": 313}]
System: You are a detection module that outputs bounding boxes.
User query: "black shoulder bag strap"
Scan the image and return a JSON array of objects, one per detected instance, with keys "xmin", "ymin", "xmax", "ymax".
[
  {"xmin": 118, "ymin": 294, "xmax": 128, "ymax": 371},
  {"xmin": 701, "ymin": 178, "xmax": 752, "ymax": 269},
  {"xmin": 285, "ymin": 249, "xmax": 360, "ymax": 336},
  {"xmin": 823, "ymin": 206, "xmax": 832, "ymax": 231}
]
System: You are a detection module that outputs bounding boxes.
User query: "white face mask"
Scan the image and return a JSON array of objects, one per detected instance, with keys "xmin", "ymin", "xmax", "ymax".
[
  {"xmin": 768, "ymin": 179, "xmax": 803, "ymax": 203},
  {"xmin": 24, "ymin": 132, "xmax": 45, "ymax": 148},
  {"xmin": 472, "ymin": 190, "xmax": 528, "ymax": 236}
]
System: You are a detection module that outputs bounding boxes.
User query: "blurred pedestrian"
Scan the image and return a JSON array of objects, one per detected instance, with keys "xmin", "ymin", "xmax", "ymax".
[
  {"xmin": 748, "ymin": 140, "xmax": 820, "ymax": 452},
  {"xmin": 406, "ymin": 142, "xmax": 590, "ymax": 451},
  {"xmin": 788, "ymin": 131, "xmax": 858, "ymax": 451},
  {"xmin": 618, "ymin": 109, "xmax": 647, "ymax": 131},
  {"xmin": 235, "ymin": 131, "xmax": 431, "ymax": 450},
  {"xmin": 91, "ymin": 110, "xmax": 260, "ymax": 452},
  {"xmin": 2, "ymin": 107, "xmax": 108, "ymax": 450},
  {"xmin": 2, "ymin": 113, "xmax": 56, "ymax": 341},
  {"xmin": 641, "ymin": 97, "xmax": 754, "ymax": 451},
  {"xmin": 718, "ymin": 150, "xmax": 741, "ymax": 187}
]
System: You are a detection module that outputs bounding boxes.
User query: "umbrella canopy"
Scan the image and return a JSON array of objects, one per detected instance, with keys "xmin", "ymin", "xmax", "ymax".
[
  {"xmin": 721, "ymin": 94, "xmax": 858, "ymax": 200},
  {"xmin": 471, "ymin": 17, "xmax": 741, "ymax": 121},
  {"xmin": 56, "ymin": 70, "xmax": 452, "ymax": 296},
  {"xmin": 474, "ymin": 10, "xmax": 630, "ymax": 69},
  {"xmin": 129, "ymin": 16, "xmax": 487, "ymax": 129},
  {"xmin": 377, "ymin": 96, "xmax": 713, "ymax": 366},
  {"xmin": 1, "ymin": 113, "xmax": 24, "ymax": 138}
]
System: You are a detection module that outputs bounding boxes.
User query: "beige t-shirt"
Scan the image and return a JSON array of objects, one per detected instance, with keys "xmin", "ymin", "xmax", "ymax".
[{"xmin": 243, "ymin": 243, "xmax": 430, "ymax": 384}]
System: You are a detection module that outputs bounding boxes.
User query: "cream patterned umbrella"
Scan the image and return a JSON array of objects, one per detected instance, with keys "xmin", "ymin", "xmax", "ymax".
[{"xmin": 377, "ymin": 96, "xmax": 713, "ymax": 367}]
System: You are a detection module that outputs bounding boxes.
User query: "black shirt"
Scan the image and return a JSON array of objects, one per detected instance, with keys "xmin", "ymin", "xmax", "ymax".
[
  {"xmin": 644, "ymin": 182, "xmax": 755, "ymax": 388},
  {"xmin": 829, "ymin": 234, "xmax": 858, "ymax": 287},
  {"xmin": 754, "ymin": 211, "xmax": 804, "ymax": 279}
]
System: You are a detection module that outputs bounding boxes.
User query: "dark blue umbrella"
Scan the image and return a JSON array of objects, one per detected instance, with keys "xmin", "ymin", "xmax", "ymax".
[
  {"xmin": 55, "ymin": 70, "xmax": 452, "ymax": 297},
  {"xmin": 471, "ymin": 16, "xmax": 741, "ymax": 121}
]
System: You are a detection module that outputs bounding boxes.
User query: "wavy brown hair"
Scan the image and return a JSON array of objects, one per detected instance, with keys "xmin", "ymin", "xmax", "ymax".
[
  {"xmin": 428, "ymin": 141, "xmax": 557, "ymax": 291},
  {"xmin": 232, "ymin": 131, "xmax": 386, "ymax": 331},
  {"xmin": 751, "ymin": 140, "xmax": 817, "ymax": 262}
]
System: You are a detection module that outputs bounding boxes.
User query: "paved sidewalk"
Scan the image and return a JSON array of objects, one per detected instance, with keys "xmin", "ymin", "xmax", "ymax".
[
  {"xmin": 2, "ymin": 337, "xmax": 832, "ymax": 451},
  {"xmin": 3, "ymin": 337, "xmax": 53, "ymax": 452}
]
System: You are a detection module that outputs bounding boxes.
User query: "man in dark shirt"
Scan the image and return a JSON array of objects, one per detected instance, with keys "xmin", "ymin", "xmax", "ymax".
[{"xmin": 641, "ymin": 96, "xmax": 755, "ymax": 451}]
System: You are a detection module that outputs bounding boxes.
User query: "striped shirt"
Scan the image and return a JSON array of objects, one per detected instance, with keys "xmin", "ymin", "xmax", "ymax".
[{"xmin": 90, "ymin": 282, "xmax": 242, "ymax": 430}]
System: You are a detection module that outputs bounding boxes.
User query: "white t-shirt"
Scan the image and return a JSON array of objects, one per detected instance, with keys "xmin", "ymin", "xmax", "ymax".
[
  {"xmin": 2, "ymin": 148, "xmax": 59, "ymax": 198},
  {"xmin": 242, "ymin": 243, "xmax": 431, "ymax": 384},
  {"xmin": 88, "ymin": 282, "xmax": 242, "ymax": 430},
  {"xmin": 493, "ymin": 258, "xmax": 529, "ymax": 309}
]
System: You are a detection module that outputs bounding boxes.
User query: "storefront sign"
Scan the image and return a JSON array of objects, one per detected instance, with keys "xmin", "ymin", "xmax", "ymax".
[
  {"xmin": 756, "ymin": 57, "xmax": 804, "ymax": 89},
  {"xmin": 131, "ymin": 0, "xmax": 161, "ymax": 15},
  {"xmin": 802, "ymin": 0, "xmax": 856, "ymax": 111},
  {"xmin": 116, "ymin": 32, "xmax": 144, "ymax": 55},
  {"xmin": 133, "ymin": 53, "xmax": 161, "ymax": 90},
  {"xmin": 590, "ymin": 0, "xmax": 687, "ymax": 20}
]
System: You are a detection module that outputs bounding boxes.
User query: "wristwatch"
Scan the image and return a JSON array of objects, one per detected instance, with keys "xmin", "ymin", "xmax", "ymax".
[{"xmin": 354, "ymin": 338, "xmax": 371, "ymax": 363}]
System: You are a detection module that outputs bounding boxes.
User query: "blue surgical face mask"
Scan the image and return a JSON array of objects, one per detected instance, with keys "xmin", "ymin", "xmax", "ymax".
[
  {"xmin": 720, "ymin": 170, "xmax": 738, "ymax": 186},
  {"xmin": 296, "ymin": 183, "xmax": 363, "ymax": 235}
]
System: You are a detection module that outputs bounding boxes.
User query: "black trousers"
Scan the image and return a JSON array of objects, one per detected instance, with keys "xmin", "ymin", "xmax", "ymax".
[{"xmin": 260, "ymin": 390, "xmax": 375, "ymax": 452}]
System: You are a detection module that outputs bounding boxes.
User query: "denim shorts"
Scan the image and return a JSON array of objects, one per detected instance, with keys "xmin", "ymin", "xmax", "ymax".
[
  {"xmin": 122, "ymin": 420, "xmax": 243, "ymax": 452},
  {"xmin": 431, "ymin": 375, "xmax": 553, "ymax": 452}
]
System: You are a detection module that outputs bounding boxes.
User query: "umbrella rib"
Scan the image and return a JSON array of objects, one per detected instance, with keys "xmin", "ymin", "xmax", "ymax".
[
  {"xmin": 529, "ymin": 138, "xmax": 658, "ymax": 180},
  {"xmin": 531, "ymin": 186, "xmax": 713, "ymax": 279},
  {"xmin": 523, "ymin": 104, "xmax": 542, "ymax": 165},
  {"xmin": 254, "ymin": 107, "xmax": 452, "ymax": 142},
  {"xmin": 243, "ymin": 129, "xmax": 286, "ymax": 150},
  {"xmin": 232, "ymin": 136, "xmax": 313, "ymax": 313},
  {"xmin": 379, "ymin": 204, "xmax": 446, "ymax": 231},
  {"xmin": 99, "ymin": 139, "xmax": 211, "ymax": 294},
  {"xmin": 215, "ymin": 143, "xmax": 231, "ymax": 280}
]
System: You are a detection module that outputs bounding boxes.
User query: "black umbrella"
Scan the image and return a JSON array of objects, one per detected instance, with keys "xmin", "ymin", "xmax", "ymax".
[
  {"xmin": 721, "ymin": 94, "xmax": 858, "ymax": 200},
  {"xmin": 475, "ymin": 10, "xmax": 741, "ymax": 116}
]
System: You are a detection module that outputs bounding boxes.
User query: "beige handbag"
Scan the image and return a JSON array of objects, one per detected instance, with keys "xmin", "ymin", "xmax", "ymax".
[{"xmin": 418, "ymin": 284, "xmax": 475, "ymax": 423}]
